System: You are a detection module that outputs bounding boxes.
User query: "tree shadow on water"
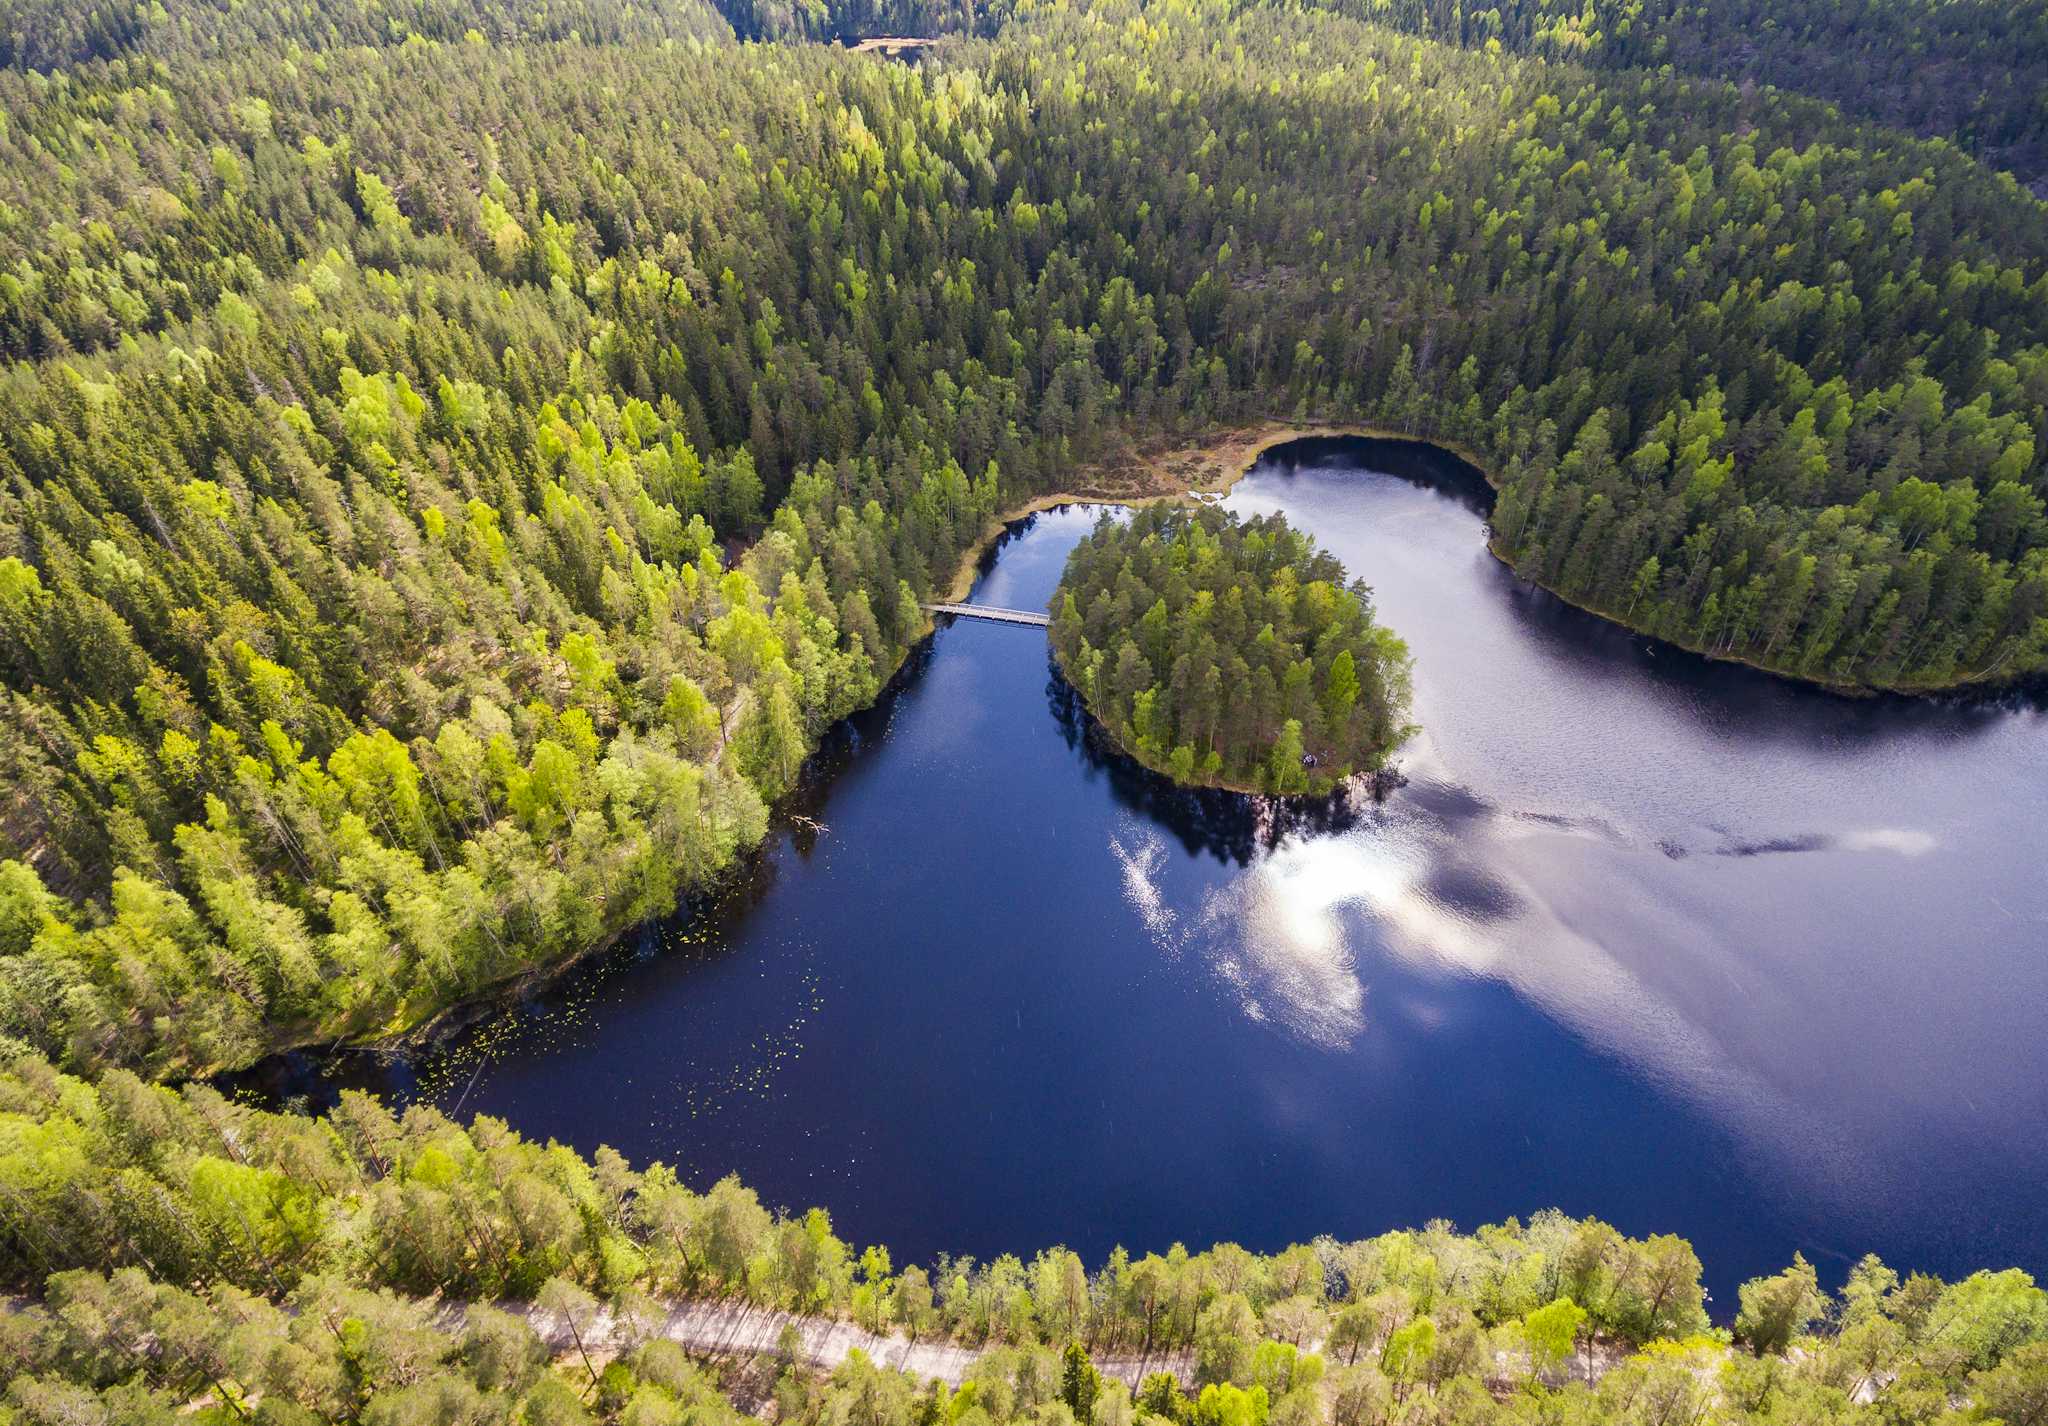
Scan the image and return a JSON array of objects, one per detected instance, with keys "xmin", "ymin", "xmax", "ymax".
[
  {"xmin": 1044, "ymin": 655, "xmax": 1371, "ymax": 867},
  {"xmin": 1259, "ymin": 434, "xmax": 2048, "ymax": 743},
  {"xmin": 1257, "ymin": 434, "xmax": 1498, "ymax": 517}
]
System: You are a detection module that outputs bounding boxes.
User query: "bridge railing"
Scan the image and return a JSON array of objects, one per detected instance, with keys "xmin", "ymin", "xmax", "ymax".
[{"xmin": 922, "ymin": 602, "xmax": 1051, "ymax": 627}]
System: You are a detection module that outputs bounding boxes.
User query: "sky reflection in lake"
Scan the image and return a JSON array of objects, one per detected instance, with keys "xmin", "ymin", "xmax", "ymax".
[
  {"xmin": 1219, "ymin": 442, "xmax": 2048, "ymax": 1283},
  {"xmin": 244, "ymin": 441, "xmax": 2048, "ymax": 1304}
]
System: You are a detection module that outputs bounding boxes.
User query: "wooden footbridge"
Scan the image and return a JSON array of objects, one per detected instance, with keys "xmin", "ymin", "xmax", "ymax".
[{"xmin": 924, "ymin": 602, "xmax": 1051, "ymax": 627}]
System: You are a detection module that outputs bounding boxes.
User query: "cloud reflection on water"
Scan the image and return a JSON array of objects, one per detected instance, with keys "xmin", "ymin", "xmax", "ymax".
[
  {"xmin": 1113, "ymin": 819, "xmax": 1369, "ymax": 1048},
  {"xmin": 1106, "ymin": 751, "xmax": 1931, "ymax": 1240}
]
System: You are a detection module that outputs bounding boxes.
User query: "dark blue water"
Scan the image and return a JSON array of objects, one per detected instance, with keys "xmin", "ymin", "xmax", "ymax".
[{"xmin": 254, "ymin": 439, "xmax": 2048, "ymax": 1306}]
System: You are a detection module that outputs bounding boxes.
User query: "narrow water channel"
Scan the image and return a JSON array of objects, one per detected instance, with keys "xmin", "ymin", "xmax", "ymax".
[{"xmin": 244, "ymin": 438, "xmax": 2048, "ymax": 1304}]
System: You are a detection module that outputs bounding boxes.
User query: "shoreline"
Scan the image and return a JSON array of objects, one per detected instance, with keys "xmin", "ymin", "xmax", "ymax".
[
  {"xmin": 219, "ymin": 624, "xmax": 945, "ymax": 1080},
  {"xmin": 940, "ymin": 420, "xmax": 1456, "ymax": 603},
  {"xmin": 223, "ymin": 420, "xmax": 2005, "ymax": 1082},
  {"xmin": 234, "ymin": 429, "xmax": 1380, "ymax": 1077},
  {"xmin": 1480, "ymin": 534, "xmax": 2011, "ymax": 700},
  {"xmin": 972, "ymin": 420, "xmax": 2009, "ymax": 700},
  {"xmin": 1059, "ymin": 699, "xmax": 1387, "ymax": 800}
]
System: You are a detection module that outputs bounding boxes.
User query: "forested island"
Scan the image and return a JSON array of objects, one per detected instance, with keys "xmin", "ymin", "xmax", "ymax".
[
  {"xmin": 5, "ymin": 1056, "xmax": 2047, "ymax": 1425},
  {"xmin": 1049, "ymin": 507, "xmax": 1412, "ymax": 794}
]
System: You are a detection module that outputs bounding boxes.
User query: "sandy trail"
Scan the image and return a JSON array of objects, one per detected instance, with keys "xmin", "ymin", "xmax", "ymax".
[{"xmin": 509, "ymin": 1297, "xmax": 1196, "ymax": 1386}]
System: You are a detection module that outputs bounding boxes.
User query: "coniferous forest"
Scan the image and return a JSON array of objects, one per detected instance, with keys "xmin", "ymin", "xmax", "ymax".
[
  {"xmin": 1050, "ymin": 507, "xmax": 1413, "ymax": 793},
  {"xmin": 0, "ymin": 0, "xmax": 2044, "ymax": 1072},
  {"xmin": 0, "ymin": 0, "xmax": 2044, "ymax": 1416}
]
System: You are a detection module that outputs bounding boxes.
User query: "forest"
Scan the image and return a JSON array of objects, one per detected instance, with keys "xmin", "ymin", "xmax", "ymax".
[
  {"xmin": 1285, "ymin": 0, "xmax": 2048, "ymax": 195},
  {"xmin": 1, "ymin": 0, "xmax": 2045, "ymax": 1076},
  {"xmin": 677, "ymin": 0, "xmax": 2048, "ymax": 188},
  {"xmin": 5, "ymin": 1053, "xmax": 2048, "ymax": 1425},
  {"xmin": 0, "ymin": 0, "xmax": 2042, "ymax": 1418},
  {"xmin": 1050, "ymin": 507, "xmax": 1412, "ymax": 794}
]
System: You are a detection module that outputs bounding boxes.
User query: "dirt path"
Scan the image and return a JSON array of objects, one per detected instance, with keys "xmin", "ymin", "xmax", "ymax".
[
  {"xmin": 510, "ymin": 1297, "xmax": 1196, "ymax": 1387},
  {"xmin": 712, "ymin": 685, "xmax": 753, "ymax": 764},
  {"xmin": 850, "ymin": 36, "xmax": 942, "ymax": 54}
]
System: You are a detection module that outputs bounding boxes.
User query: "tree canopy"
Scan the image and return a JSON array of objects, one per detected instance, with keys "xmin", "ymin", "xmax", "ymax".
[
  {"xmin": 1289, "ymin": 0, "xmax": 2048, "ymax": 194},
  {"xmin": 1051, "ymin": 506, "xmax": 1412, "ymax": 794},
  {"xmin": 4, "ymin": 1052, "xmax": 2047, "ymax": 1424},
  {"xmin": 0, "ymin": 0, "xmax": 2039, "ymax": 1415}
]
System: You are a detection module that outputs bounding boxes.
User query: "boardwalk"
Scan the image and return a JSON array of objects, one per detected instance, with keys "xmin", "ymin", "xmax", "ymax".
[{"xmin": 924, "ymin": 602, "xmax": 1051, "ymax": 627}]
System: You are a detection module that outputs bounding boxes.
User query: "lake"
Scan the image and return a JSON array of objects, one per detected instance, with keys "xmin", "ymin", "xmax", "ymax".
[{"xmin": 246, "ymin": 437, "xmax": 2048, "ymax": 1306}]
